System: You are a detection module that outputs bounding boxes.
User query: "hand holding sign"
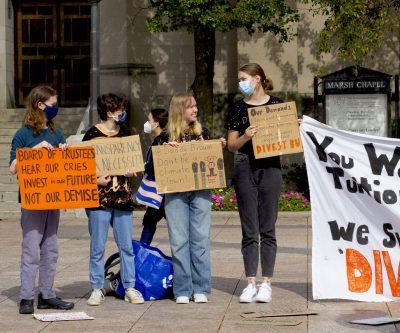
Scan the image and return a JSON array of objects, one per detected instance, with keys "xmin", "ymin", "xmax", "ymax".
[
  {"xmin": 17, "ymin": 147, "xmax": 99, "ymax": 210},
  {"xmin": 248, "ymin": 101, "xmax": 303, "ymax": 158}
]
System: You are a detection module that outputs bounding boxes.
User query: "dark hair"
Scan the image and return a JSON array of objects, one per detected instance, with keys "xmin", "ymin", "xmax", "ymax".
[
  {"xmin": 24, "ymin": 85, "xmax": 58, "ymax": 135},
  {"xmin": 150, "ymin": 108, "xmax": 168, "ymax": 129},
  {"xmin": 239, "ymin": 63, "xmax": 274, "ymax": 91},
  {"xmin": 97, "ymin": 93, "xmax": 128, "ymax": 121}
]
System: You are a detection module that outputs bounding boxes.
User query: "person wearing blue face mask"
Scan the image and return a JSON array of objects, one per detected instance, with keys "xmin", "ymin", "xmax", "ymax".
[
  {"xmin": 82, "ymin": 93, "xmax": 145, "ymax": 306},
  {"xmin": 225, "ymin": 63, "xmax": 283, "ymax": 304},
  {"xmin": 9, "ymin": 85, "xmax": 74, "ymax": 315},
  {"xmin": 138, "ymin": 108, "xmax": 169, "ymax": 244}
]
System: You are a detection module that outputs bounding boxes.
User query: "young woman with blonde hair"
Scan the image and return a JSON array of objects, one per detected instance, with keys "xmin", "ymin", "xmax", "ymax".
[{"xmin": 160, "ymin": 92, "xmax": 225, "ymax": 304}]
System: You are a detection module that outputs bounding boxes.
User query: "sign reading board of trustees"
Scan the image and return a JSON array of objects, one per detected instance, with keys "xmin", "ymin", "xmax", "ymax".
[
  {"xmin": 152, "ymin": 140, "xmax": 226, "ymax": 194},
  {"xmin": 16, "ymin": 147, "xmax": 99, "ymax": 210},
  {"xmin": 248, "ymin": 101, "xmax": 303, "ymax": 158},
  {"xmin": 73, "ymin": 135, "xmax": 144, "ymax": 175}
]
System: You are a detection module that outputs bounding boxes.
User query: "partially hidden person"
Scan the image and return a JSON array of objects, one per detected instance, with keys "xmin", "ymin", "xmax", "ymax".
[
  {"xmin": 83, "ymin": 93, "xmax": 144, "ymax": 306},
  {"xmin": 139, "ymin": 108, "xmax": 169, "ymax": 245},
  {"xmin": 9, "ymin": 85, "xmax": 75, "ymax": 314}
]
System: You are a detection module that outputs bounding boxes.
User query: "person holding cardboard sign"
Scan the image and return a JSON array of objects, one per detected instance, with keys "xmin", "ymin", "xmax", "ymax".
[
  {"xmin": 138, "ymin": 108, "xmax": 169, "ymax": 245},
  {"xmin": 82, "ymin": 93, "xmax": 144, "ymax": 306},
  {"xmin": 225, "ymin": 63, "xmax": 283, "ymax": 303},
  {"xmin": 159, "ymin": 92, "xmax": 225, "ymax": 304},
  {"xmin": 9, "ymin": 86, "xmax": 74, "ymax": 315}
]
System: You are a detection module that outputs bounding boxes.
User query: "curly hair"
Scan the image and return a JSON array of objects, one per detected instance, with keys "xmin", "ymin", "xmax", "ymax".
[
  {"xmin": 24, "ymin": 86, "xmax": 57, "ymax": 136},
  {"xmin": 97, "ymin": 93, "xmax": 128, "ymax": 121}
]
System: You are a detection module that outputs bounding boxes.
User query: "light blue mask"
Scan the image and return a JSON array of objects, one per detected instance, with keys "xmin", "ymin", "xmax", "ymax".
[{"xmin": 239, "ymin": 80, "xmax": 255, "ymax": 96}]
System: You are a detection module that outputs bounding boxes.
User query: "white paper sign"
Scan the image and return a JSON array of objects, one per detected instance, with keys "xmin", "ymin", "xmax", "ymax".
[
  {"xmin": 33, "ymin": 312, "xmax": 95, "ymax": 322},
  {"xmin": 300, "ymin": 116, "xmax": 400, "ymax": 302}
]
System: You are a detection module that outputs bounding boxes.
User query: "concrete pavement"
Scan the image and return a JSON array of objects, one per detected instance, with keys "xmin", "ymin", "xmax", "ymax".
[{"xmin": 0, "ymin": 211, "xmax": 399, "ymax": 333}]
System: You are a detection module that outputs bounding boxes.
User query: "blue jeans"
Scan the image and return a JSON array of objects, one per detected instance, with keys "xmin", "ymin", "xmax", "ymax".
[
  {"xmin": 86, "ymin": 209, "xmax": 135, "ymax": 289},
  {"xmin": 165, "ymin": 190, "xmax": 212, "ymax": 298}
]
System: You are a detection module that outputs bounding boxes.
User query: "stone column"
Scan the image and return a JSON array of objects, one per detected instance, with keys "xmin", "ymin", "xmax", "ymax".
[{"xmin": 0, "ymin": 0, "xmax": 14, "ymax": 108}]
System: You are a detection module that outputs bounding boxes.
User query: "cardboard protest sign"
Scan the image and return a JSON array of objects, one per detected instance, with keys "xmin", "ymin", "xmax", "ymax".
[
  {"xmin": 301, "ymin": 116, "xmax": 400, "ymax": 302},
  {"xmin": 73, "ymin": 135, "xmax": 144, "ymax": 176},
  {"xmin": 152, "ymin": 140, "xmax": 226, "ymax": 194},
  {"xmin": 16, "ymin": 147, "xmax": 99, "ymax": 210},
  {"xmin": 248, "ymin": 101, "xmax": 303, "ymax": 158}
]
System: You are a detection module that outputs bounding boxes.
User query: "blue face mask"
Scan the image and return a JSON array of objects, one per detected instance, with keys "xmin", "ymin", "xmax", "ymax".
[
  {"xmin": 239, "ymin": 80, "xmax": 255, "ymax": 96},
  {"xmin": 112, "ymin": 111, "xmax": 127, "ymax": 124},
  {"xmin": 43, "ymin": 104, "xmax": 59, "ymax": 120}
]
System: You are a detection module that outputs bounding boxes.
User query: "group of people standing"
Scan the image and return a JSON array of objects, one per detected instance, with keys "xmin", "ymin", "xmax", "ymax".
[{"xmin": 9, "ymin": 63, "xmax": 284, "ymax": 314}]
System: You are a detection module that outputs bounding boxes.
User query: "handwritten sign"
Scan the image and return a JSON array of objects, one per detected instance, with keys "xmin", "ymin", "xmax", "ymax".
[
  {"xmin": 16, "ymin": 147, "xmax": 99, "ymax": 210},
  {"xmin": 301, "ymin": 116, "xmax": 400, "ymax": 301},
  {"xmin": 73, "ymin": 135, "xmax": 144, "ymax": 176},
  {"xmin": 248, "ymin": 101, "xmax": 303, "ymax": 158},
  {"xmin": 152, "ymin": 140, "xmax": 226, "ymax": 194}
]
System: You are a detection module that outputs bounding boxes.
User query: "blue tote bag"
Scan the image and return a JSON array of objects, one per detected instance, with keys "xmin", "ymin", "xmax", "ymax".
[{"xmin": 115, "ymin": 240, "xmax": 173, "ymax": 301}]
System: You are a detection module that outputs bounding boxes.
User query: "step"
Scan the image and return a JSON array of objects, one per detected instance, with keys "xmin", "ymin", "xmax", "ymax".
[
  {"xmin": 0, "ymin": 191, "xmax": 19, "ymax": 202},
  {"xmin": 1, "ymin": 129, "xmax": 19, "ymax": 136},
  {"xmin": 0, "ymin": 175, "xmax": 18, "ymax": 184},
  {"xmin": 0, "ymin": 201, "xmax": 21, "ymax": 213},
  {"xmin": 0, "ymin": 208, "xmax": 85, "ymax": 219},
  {"xmin": 0, "ymin": 183, "xmax": 18, "ymax": 192},
  {"xmin": 0, "ymin": 121, "xmax": 24, "ymax": 128}
]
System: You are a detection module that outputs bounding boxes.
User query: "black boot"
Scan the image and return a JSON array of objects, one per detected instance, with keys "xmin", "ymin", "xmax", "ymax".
[
  {"xmin": 19, "ymin": 299, "xmax": 34, "ymax": 314},
  {"xmin": 37, "ymin": 293, "xmax": 74, "ymax": 310}
]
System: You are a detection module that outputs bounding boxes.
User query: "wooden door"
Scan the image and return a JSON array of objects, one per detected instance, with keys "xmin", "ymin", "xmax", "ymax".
[{"xmin": 15, "ymin": 1, "xmax": 91, "ymax": 106}]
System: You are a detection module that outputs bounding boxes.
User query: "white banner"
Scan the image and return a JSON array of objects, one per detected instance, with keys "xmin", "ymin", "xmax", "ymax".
[{"xmin": 300, "ymin": 116, "xmax": 400, "ymax": 302}]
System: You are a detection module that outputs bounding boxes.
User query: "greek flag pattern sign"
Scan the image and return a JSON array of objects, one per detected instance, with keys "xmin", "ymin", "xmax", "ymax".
[{"xmin": 300, "ymin": 116, "xmax": 400, "ymax": 302}]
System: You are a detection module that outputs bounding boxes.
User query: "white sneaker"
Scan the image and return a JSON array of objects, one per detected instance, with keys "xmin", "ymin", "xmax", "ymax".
[
  {"xmin": 239, "ymin": 284, "xmax": 257, "ymax": 303},
  {"xmin": 124, "ymin": 288, "xmax": 144, "ymax": 304},
  {"xmin": 87, "ymin": 289, "xmax": 104, "ymax": 306},
  {"xmin": 193, "ymin": 293, "xmax": 208, "ymax": 303},
  {"xmin": 256, "ymin": 283, "xmax": 272, "ymax": 302},
  {"xmin": 176, "ymin": 296, "xmax": 190, "ymax": 304}
]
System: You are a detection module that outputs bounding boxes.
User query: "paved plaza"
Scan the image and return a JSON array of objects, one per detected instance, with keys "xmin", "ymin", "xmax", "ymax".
[{"xmin": 0, "ymin": 211, "xmax": 400, "ymax": 333}]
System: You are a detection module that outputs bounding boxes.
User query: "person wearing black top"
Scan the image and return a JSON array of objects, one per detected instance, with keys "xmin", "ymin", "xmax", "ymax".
[
  {"xmin": 225, "ymin": 63, "xmax": 283, "ymax": 303},
  {"xmin": 83, "ymin": 93, "xmax": 144, "ymax": 306},
  {"xmin": 139, "ymin": 108, "xmax": 169, "ymax": 244}
]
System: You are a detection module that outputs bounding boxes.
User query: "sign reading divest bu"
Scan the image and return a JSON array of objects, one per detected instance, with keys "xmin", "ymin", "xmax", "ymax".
[
  {"xmin": 16, "ymin": 147, "xmax": 99, "ymax": 210},
  {"xmin": 73, "ymin": 135, "xmax": 144, "ymax": 176},
  {"xmin": 248, "ymin": 101, "xmax": 303, "ymax": 158},
  {"xmin": 152, "ymin": 140, "xmax": 226, "ymax": 194}
]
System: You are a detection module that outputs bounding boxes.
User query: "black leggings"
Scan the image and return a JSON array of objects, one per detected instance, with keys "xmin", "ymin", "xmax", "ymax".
[{"xmin": 234, "ymin": 153, "xmax": 282, "ymax": 277}]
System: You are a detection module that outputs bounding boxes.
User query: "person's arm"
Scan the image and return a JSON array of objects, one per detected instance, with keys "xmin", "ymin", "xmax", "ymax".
[
  {"xmin": 226, "ymin": 126, "xmax": 257, "ymax": 153},
  {"xmin": 9, "ymin": 159, "xmax": 17, "ymax": 175}
]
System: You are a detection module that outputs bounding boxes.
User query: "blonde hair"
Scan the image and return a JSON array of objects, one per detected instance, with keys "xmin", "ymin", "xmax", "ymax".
[
  {"xmin": 24, "ymin": 86, "xmax": 57, "ymax": 136},
  {"xmin": 167, "ymin": 92, "xmax": 202, "ymax": 142}
]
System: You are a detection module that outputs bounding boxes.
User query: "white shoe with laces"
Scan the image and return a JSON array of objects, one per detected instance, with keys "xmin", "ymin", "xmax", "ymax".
[
  {"xmin": 87, "ymin": 289, "xmax": 105, "ymax": 306},
  {"xmin": 255, "ymin": 283, "xmax": 272, "ymax": 302},
  {"xmin": 124, "ymin": 288, "xmax": 144, "ymax": 304},
  {"xmin": 239, "ymin": 283, "xmax": 257, "ymax": 303},
  {"xmin": 176, "ymin": 296, "xmax": 190, "ymax": 304},
  {"xmin": 193, "ymin": 293, "xmax": 208, "ymax": 303}
]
